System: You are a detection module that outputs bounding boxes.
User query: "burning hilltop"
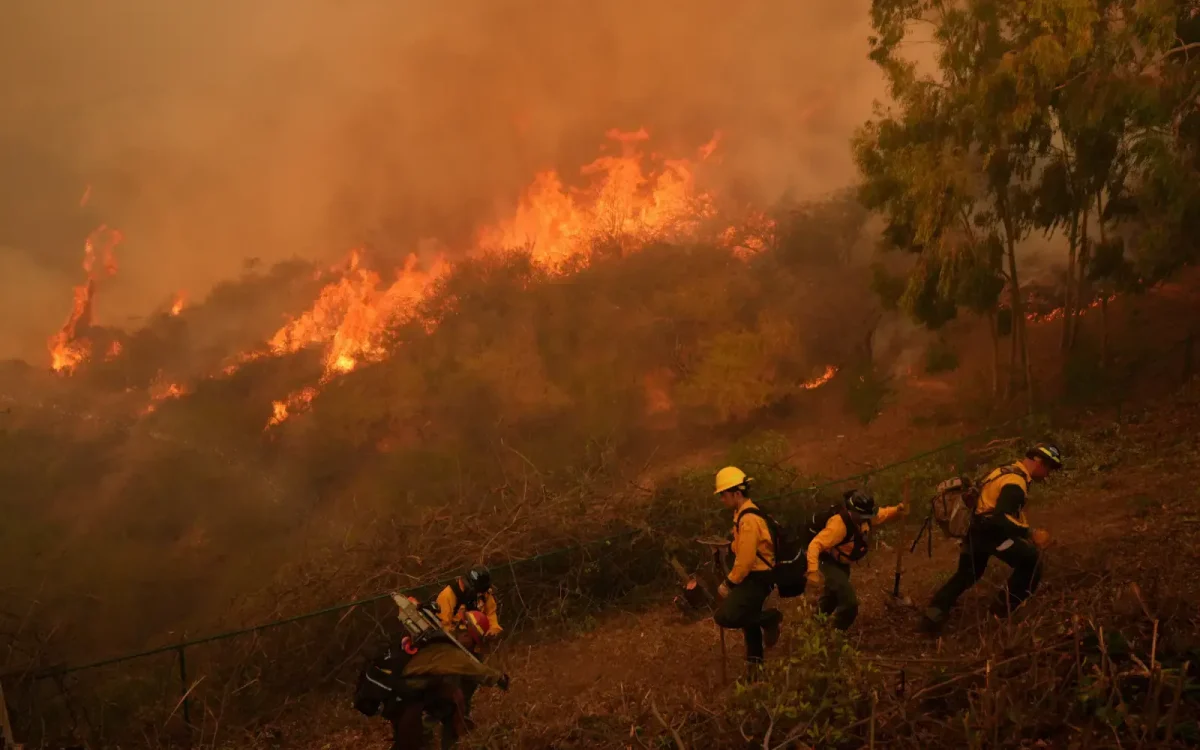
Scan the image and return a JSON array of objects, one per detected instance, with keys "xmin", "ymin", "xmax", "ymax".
[
  {"xmin": 47, "ymin": 225, "xmax": 122, "ymax": 374},
  {"xmin": 44, "ymin": 129, "xmax": 840, "ymax": 430}
]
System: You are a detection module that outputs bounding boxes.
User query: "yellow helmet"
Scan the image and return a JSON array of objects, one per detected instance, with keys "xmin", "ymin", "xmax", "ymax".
[{"xmin": 714, "ymin": 466, "xmax": 751, "ymax": 495}]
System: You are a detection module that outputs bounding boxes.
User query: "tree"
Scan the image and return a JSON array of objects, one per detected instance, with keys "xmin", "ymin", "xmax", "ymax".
[{"xmin": 857, "ymin": 0, "xmax": 1041, "ymax": 399}]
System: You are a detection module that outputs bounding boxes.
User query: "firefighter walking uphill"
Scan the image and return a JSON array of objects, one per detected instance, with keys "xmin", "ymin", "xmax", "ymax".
[
  {"xmin": 804, "ymin": 489, "xmax": 907, "ymax": 629},
  {"xmin": 922, "ymin": 444, "xmax": 1063, "ymax": 632},
  {"xmin": 434, "ymin": 566, "xmax": 502, "ymax": 716},
  {"xmin": 712, "ymin": 466, "xmax": 784, "ymax": 676}
]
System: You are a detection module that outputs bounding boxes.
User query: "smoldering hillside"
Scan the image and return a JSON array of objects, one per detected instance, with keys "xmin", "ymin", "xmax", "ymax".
[{"xmin": 0, "ymin": 0, "xmax": 882, "ymax": 363}]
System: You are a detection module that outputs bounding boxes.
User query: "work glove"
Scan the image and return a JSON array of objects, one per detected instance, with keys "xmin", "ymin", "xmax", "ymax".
[
  {"xmin": 804, "ymin": 571, "xmax": 823, "ymax": 603},
  {"xmin": 717, "ymin": 582, "xmax": 731, "ymax": 599},
  {"xmin": 1031, "ymin": 528, "xmax": 1052, "ymax": 550},
  {"xmin": 896, "ymin": 501, "xmax": 910, "ymax": 517}
]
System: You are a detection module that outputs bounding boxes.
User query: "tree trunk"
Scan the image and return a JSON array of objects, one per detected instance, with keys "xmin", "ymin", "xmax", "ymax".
[
  {"xmin": 1001, "ymin": 202, "xmax": 1032, "ymax": 407},
  {"xmin": 1062, "ymin": 209, "xmax": 1079, "ymax": 351},
  {"xmin": 1100, "ymin": 295, "xmax": 1109, "ymax": 369},
  {"xmin": 1071, "ymin": 207, "xmax": 1091, "ymax": 351},
  {"xmin": 989, "ymin": 310, "xmax": 1000, "ymax": 397}
]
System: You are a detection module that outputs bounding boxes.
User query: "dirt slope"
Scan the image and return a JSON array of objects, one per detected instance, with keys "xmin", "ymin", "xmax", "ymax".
[{"xmin": 284, "ymin": 377, "xmax": 1200, "ymax": 749}]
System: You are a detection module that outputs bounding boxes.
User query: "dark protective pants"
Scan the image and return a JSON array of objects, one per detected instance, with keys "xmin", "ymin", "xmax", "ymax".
[
  {"xmin": 714, "ymin": 571, "xmax": 782, "ymax": 664},
  {"xmin": 817, "ymin": 558, "xmax": 858, "ymax": 630},
  {"xmin": 929, "ymin": 529, "xmax": 1042, "ymax": 617},
  {"xmin": 384, "ymin": 686, "xmax": 465, "ymax": 749}
]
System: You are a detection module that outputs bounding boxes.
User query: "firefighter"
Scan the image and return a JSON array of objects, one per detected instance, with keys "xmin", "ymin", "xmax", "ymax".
[
  {"xmin": 921, "ymin": 444, "xmax": 1063, "ymax": 632},
  {"xmin": 434, "ymin": 567, "xmax": 501, "ymax": 717},
  {"xmin": 712, "ymin": 466, "xmax": 784, "ymax": 676},
  {"xmin": 436, "ymin": 567, "xmax": 502, "ymax": 639},
  {"xmin": 804, "ymin": 489, "xmax": 907, "ymax": 629},
  {"xmin": 355, "ymin": 626, "xmax": 510, "ymax": 750}
]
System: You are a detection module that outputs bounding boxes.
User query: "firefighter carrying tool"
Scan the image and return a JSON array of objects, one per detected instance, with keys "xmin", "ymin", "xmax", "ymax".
[
  {"xmin": 803, "ymin": 489, "xmax": 907, "ymax": 629},
  {"xmin": 434, "ymin": 567, "xmax": 502, "ymax": 719},
  {"xmin": 921, "ymin": 444, "xmax": 1063, "ymax": 633},
  {"xmin": 354, "ymin": 595, "xmax": 510, "ymax": 749},
  {"xmin": 711, "ymin": 466, "xmax": 784, "ymax": 677}
]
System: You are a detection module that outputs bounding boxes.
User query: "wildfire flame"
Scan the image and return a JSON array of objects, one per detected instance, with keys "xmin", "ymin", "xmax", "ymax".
[
  {"xmin": 253, "ymin": 251, "xmax": 447, "ymax": 427},
  {"xmin": 1025, "ymin": 294, "xmax": 1117, "ymax": 324},
  {"xmin": 478, "ymin": 128, "xmax": 718, "ymax": 267},
  {"xmin": 105, "ymin": 340, "xmax": 123, "ymax": 360},
  {"xmin": 48, "ymin": 225, "xmax": 122, "ymax": 373},
  {"xmin": 170, "ymin": 292, "xmax": 187, "ymax": 316},
  {"xmin": 800, "ymin": 365, "xmax": 838, "ymax": 390},
  {"xmin": 141, "ymin": 378, "xmax": 189, "ymax": 416},
  {"xmin": 266, "ymin": 386, "xmax": 319, "ymax": 428}
]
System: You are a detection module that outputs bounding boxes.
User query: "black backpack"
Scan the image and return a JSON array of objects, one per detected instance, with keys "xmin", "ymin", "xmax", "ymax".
[
  {"xmin": 735, "ymin": 505, "xmax": 808, "ymax": 598},
  {"xmin": 806, "ymin": 504, "xmax": 870, "ymax": 562},
  {"xmin": 352, "ymin": 638, "xmax": 435, "ymax": 716}
]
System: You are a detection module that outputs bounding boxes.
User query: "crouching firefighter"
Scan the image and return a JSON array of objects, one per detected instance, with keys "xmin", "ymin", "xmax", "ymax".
[
  {"xmin": 354, "ymin": 595, "xmax": 510, "ymax": 749},
  {"xmin": 712, "ymin": 466, "xmax": 786, "ymax": 676},
  {"xmin": 921, "ymin": 444, "xmax": 1063, "ymax": 633},
  {"xmin": 434, "ymin": 567, "xmax": 501, "ymax": 716},
  {"xmin": 803, "ymin": 489, "xmax": 907, "ymax": 629}
]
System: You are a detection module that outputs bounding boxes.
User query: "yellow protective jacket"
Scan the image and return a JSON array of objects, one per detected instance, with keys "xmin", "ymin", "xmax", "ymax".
[
  {"xmin": 974, "ymin": 463, "xmax": 1032, "ymax": 537},
  {"xmin": 727, "ymin": 500, "xmax": 775, "ymax": 586},
  {"xmin": 436, "ymin": 580, "xmax": 502, "ymax": 636},
  {"xmin": 807, "ymin": 505, "xmax": 903, "ymax": 571}
]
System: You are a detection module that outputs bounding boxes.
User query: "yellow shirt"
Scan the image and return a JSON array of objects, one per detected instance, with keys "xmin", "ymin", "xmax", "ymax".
[
  {"xmin": 728, "ymin": 500, "xmax": 775, "ymax": 585},
  {"xmin": 974, "ymin": 463, "xmax": 1032, "ymax": 528},
  {"xmin": 807, "ymin": 505, "xmax": 902, "ymax": 570},
  {"xmin": 435, "ymin": 581, "xmax": 502, "ymax": 636}
]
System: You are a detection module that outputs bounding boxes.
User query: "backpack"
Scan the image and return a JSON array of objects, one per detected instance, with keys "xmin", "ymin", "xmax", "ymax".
[
  {"xmin": 931, "ymin": 467, "xmax": 1026, "ymax": 539},
  {"xmin": 353, "ymin": 641, "xmax": 419, "ymax": 717},
  {"xmin": 735, "ymin": 505, "xmax": 808, "ymax": 598},
  {"xmin": 806, "ymin": 505, "xmax": 870, "ymax": 562}
]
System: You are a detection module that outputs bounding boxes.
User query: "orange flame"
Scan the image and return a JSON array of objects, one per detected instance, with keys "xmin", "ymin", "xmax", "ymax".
[
  {"xmin": 248, "ymin": 130, "xmax": 768, "ymax": 429},
  {"xmin": 800, "ymin": 365, "xmax": 838, "ymax": 390},
  {"xmin": 266, "ymin": 386, "xmax": 319, "ymax": 428},
  {"xmin": 105, "ymin": 340, "xmax": 123, "ymax": 360},
  {"xmin": 1025, "ymin": 294, "xmax": 1117, "ymax": 323},
  {"xmin": 256, "ymin": 251, "xmax": 447, "ymax": 427},
  {"xmin": 48, "ymin": 225, "xmax": 122, "ymax": 373},
  {"xmin": 170, "ymin": 292, "xmax": 187, "ymax": 316},
  {"xmin": 478, "ymin": 128, "xmax": 718, "ymax": 267},
  {"xmin": 141, "ymin": 379, "xmax": 189, "ymax": 416}
]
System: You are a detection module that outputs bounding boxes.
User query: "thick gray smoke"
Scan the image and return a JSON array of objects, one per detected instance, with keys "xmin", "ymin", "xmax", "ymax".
[{"xmin": 0, "ymin": 0, "xmax": 883, "ymax": 362}]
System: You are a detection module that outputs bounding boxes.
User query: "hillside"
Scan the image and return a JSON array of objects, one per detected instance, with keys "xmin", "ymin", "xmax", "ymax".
[{"xmin": 277, "ymin": 369, "xmax": 1200, "ymax": 749}]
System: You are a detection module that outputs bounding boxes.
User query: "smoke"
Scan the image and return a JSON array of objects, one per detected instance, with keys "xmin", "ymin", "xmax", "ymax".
[{"xmin": 0, "ymin": 0, "xmax": 884, "ymax": 362}]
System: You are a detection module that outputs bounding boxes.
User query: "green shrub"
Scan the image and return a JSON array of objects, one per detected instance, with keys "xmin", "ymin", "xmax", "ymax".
[{"xmin": 731, "ymin": 613, "xmax": 876, "ymax": 746}]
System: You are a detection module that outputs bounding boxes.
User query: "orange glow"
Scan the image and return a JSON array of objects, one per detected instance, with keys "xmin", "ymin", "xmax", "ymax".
[
  {"xmin": 105, "ymin": 340, "xmax": 123, "ymax": 360},
  {"xmin": 170, "ymin": 292, "xmax": 187, "ymax": 316},
  {"xmin": 800, "ymin": 365, "xmax": 838, "ymax": 390},
  {"xmin": 255, "ymin": 251, "xmax": 447, "ymax": 427},
  {"xmin": 48, "ymin": 225, "xmax": 122, "ymax": 374},
  {"xmin": 477, "ymin": 128, "xmax": 718, "ymax": 267},
  {"xmin": 210, "ymin": 130, "xmax": 773, "ymax": 429},
  {"xmin": 141, "ymin": 379, "xmax": 189, "ymax": 416},
  {"xmin": 266, "ymin": 386, "xmax": 319, "ymax": 428},
  {"xmin": 1026, "ymin": 294, "xmax": 1117, "ymax": 324}
]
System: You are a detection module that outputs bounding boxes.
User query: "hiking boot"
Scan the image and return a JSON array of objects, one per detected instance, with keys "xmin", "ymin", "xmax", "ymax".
[
  {"xmin": 919, "ymin": 606, "xmax": 946, "ymax": 635},
  {"xmin": 743, "ymin": 660, "xmax": 766, "ymax": 683},
  {"xmin": 763, "ymin": 609, "xmax": 783, "ymax": 649}
]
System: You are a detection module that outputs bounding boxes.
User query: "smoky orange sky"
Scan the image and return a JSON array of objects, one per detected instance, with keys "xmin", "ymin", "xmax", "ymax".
[{"xmin": 0, "ymin": 0, "xmax": 885, "ymax": 363}]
